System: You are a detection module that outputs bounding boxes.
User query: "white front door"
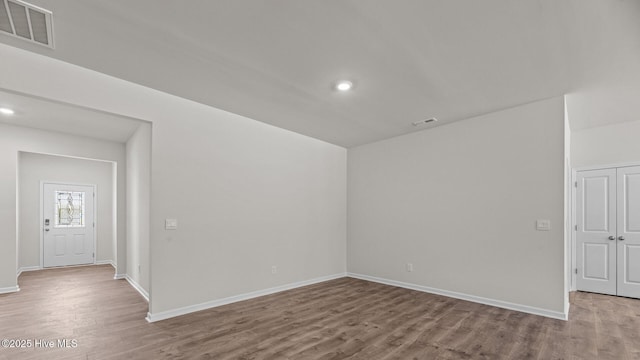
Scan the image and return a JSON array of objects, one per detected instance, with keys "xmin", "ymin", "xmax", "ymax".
[
  {"xmin": 576, "ymin": 169, "xmax": 617, "ymax": 295},
  {"xmin": 43, "ymin": 183, "xmax": 95, "ymax": 268},
  {"xmin": 617, "ymin": 166, "xmax": 640, "ymax": 298}
]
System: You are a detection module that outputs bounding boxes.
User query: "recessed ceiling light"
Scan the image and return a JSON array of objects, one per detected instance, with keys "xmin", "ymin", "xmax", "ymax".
[
  {"xmin": 335, "ymin": 80, "xmax": 353, "ymax": 92},
  {"xmin": 0, "ymin": 108, "xmax": 15, "ymax": 115}
]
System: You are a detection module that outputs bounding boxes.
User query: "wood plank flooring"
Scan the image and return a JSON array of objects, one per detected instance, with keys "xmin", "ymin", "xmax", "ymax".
[{"xmin": 1, "ymin": 265, "xmax": 639, "ymax": 359}]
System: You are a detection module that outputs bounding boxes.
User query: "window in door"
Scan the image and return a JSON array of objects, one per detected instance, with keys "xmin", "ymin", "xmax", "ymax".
[{"xmin": 54, "ymin": 191, "xmax": 85, "ymax": 228}]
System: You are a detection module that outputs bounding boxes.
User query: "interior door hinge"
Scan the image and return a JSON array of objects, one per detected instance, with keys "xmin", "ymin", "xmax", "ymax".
[
  {"xmin": 574, "ymin": 181, "xmax": 578, "ymax": 188},
  {"xmin": 93, "ymin": 253, "xmax": 95, "ymax": 259},
  {"xmin": 575, "ymin": 225, "xmax": 578, "ymax": 231},
  {"xmin": 575, "ymin": 268, "xmax": 578, "ymax": 274}
]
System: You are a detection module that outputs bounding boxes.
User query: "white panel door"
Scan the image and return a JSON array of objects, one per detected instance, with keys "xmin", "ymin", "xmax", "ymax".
[
  {"xmin": 617, "ymin": 166, "xmax": 640, "ymax": 298},
  {"xmin": 576, "ymin": 169, "xmax": 617, "ymax": 295},
  {"xmin": 43, "ymin": 183, "xmax": 95, "ymax": 267}
]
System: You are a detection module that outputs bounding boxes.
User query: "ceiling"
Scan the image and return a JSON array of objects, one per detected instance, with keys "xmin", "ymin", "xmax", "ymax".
[
  {"xmin": 0, "ymin": 90, "xmax": 145, "ymax": 142},
  {"xmin": 0, "ymin": 0, "xmax": 639, "ymax": 147}
]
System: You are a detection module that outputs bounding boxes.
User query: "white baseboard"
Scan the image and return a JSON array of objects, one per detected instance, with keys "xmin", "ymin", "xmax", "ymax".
[
  {"xmin": 16, "ymin": 266, "xmax": 41, "ymax": 277},
  {"xmin": 125, "ymin": 275, "xmax": 149, "ymax": 302},
  {"xmin": 347, "ymin": 272, "xmax": 568, "ymax": 321},
  {"xmin": 95, "ymin": 260, "xmax": 115, "ymax": 268},
  {"xmin": 113, "ymin": 273, "xmax": 126, "ymax": 280},
  {"xmin": 146, "ymin": 272, "xmax": 347, "ymax": 323},
  {"xmin": 0, "ymin": 285, "xmax": 20, "ymax": 294},
  {"xmin": 18, "ymin": 263, "xmax": 115, "ymax": 277}
]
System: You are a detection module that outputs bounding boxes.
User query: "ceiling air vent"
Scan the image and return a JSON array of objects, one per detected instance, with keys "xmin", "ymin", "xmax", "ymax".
[{"xmin": 0, "ymin": 0, "xmax": 53, "ymax": 48}]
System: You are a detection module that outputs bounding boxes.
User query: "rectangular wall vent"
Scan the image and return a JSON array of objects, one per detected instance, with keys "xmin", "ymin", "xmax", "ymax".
[{"xmin": 0, "ymin": 0, "xmax": 53, "ymax": 48}]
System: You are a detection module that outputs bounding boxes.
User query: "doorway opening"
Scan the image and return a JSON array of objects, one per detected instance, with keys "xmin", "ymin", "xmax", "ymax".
[
  {"xmin": 4, "ymin": 89, "xmax": 151, "ymax": 315},
  {"xmin": 18, "ymin": 152, "xmax": 118, "ymax": 277}
]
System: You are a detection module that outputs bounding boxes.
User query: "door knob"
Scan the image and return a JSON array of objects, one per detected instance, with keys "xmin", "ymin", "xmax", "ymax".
[
  {"xmin": 45, "ymin": 228, "xmax": 49, "ymax": 232},
  {"xmin": 608, "ymin": 236, "xmax": 615, "ymax": 240},
  {"xmin": 618, "ymin": 236, "xmax": 625, "ymax": 241}
]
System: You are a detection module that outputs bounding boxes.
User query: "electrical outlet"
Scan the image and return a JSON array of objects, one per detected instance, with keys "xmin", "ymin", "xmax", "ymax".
[
  {"xmin": 406, "ymin": 263, "xmax": 413, "ymax": 272},
  {"xmin": 271, "ymin": 265, "xmax": 277, "ymax": 274}
]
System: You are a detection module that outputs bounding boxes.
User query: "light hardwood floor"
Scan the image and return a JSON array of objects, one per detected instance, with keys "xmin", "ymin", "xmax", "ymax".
[{"xmin": 1, "ymin": 265, "xmax": 640, "ymax": 359}]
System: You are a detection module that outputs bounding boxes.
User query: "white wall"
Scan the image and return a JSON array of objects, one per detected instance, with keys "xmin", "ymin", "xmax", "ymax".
[
  {"xmin": 18, "ymin": 152, "xmax": 115, "ymax": 268},
  {"xmin": 0, "ymin": 122, "xmax": 126, "ymax": 290},
  {"xmin": 0, "ymin": 44, "xmax": 347, "ymax": 316},
  {"xmin": 149, "ymin": 103, "xmax": 347, "ymax": 315},
  {"xmin": 348, "ymin": 97, "xmax": 566, "ymax": 316},
  {"xmin": 564, "ymin": 0, "xmax": 640, "ymax": 133},
  {"xmin": 126, "ymin": 123, "xmax": 151, "ymax": 294},
  {"xmin": 571, "ymin": 120, "xmax": 640, "ymax": 169}
]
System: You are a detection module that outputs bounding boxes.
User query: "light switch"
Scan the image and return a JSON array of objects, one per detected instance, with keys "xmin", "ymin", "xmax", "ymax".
[
  {"xmin": 165, "ymin": 219, "xmax": 178, "ymax": 230},
  {"xmin": 536, "ymin": 219, "xmax": 551, "ymax": 231}
]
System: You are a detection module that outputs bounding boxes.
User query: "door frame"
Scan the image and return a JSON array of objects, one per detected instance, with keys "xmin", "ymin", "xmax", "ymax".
[
  {"xmin": 39, "ymin": 181, "xmax": 97, "ymax": 269},
  {"xmin": 571, "ymin": 161, "xmax": 640, "ymax": 291}
]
